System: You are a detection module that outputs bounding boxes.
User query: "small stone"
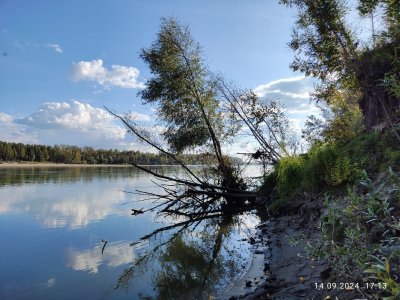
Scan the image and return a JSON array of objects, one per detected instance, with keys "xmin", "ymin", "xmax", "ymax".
[
  {"xmin": 299, "ymin": 276, "xmax": 305, "ymax": 283},
  {"xmin": 245, "ymin": 280, "xmax": 252, "ymax": 287}
]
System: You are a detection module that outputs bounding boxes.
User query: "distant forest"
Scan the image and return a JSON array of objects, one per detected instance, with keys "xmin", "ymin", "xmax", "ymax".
[{"xmin": 0, "ymin": 141, "xmax": 209, "ymax": 165}]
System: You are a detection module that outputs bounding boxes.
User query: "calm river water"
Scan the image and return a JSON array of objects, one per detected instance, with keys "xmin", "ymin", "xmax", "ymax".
[{"xmin": 0, "ymin": 166, "xmax": 260, "ymax": 300}]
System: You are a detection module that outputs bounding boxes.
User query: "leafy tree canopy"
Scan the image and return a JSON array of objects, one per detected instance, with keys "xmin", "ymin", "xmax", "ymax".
[{"xmin": 140, "ymin": 18, "xmax": 229, "ymax": 154}]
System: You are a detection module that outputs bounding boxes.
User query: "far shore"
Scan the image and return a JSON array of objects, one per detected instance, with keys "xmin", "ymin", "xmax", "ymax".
[
  {"xmin": 0, "ymin": 162, "xmax": 138, "ymax": 168},
  {"xmin": 0, "ymin": 162, "xmax": 206, "ymax": 168}
]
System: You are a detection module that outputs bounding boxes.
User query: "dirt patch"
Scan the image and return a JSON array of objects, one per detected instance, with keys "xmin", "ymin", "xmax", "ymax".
[{"xmin": 233, "ymin": 201, "xmax": 364, "ymax": 300}]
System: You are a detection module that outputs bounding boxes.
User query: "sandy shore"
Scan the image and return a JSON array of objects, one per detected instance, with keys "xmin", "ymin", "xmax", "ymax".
[{"xmin": 0, "ymin": 162, "xmax": 136, "ymax": 168}]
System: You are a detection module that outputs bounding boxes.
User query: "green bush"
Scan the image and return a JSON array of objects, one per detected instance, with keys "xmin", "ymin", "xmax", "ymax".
[
  {"xmin": 265, "ymin": 131, "xmax": 400, "ymax": 208},
  {"xmin": 303, "ymin": 143, "xmax": 350, "ymax": 188},
  {"xmin": 274, "ymin": 142, "xmax": 361, "ymax": 199},
  {"xmin": 276, "ymin": 155, "xmax": 305, "ymax": 198}
]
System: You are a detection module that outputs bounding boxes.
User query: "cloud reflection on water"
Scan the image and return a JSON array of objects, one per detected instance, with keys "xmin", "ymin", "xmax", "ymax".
[
  {"xmin": 0, "ymin": 183, "xmax": 128, "ymax": 229},
  {"xmin": 66, "ymin": 242, "xmax": 136, "ymax": 273},
  {"xmin": 0, "ymin": 167, "xmax": 171, "ymax": 231}
]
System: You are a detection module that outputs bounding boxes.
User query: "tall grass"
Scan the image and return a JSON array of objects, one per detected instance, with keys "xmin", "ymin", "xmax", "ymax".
[
  {"xmin": 264, "ymin": 131, "xmax": 400, "ymax": 208},
  {"xmin": 275, "ymin": 142, "xmax": 361, "ymax": 199}
]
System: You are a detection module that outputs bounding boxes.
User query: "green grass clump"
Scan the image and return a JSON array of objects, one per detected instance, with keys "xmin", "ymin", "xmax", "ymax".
[
  {"xmin": 276, "ymin": 155, "xmax": 305, "ymax": 198},
  {"xmin": 304, "ymin": 143, "xmax": 358, "ymax": 188},
  {"xmin": 275, "ymin": 131, "xmax": 398, "ymax": 193},
  {"xmin": 274, "ymin": 142, "xmax": 361, "ymax": 200},
  {"xmin": 343, "ymin": 131, "xmax": 400, "ymax": 172},
  {"xmin": 262, "ymin": 131, "xmax": 400, "ymax": 211}
]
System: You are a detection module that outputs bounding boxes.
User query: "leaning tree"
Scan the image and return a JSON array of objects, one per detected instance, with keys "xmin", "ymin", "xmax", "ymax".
[{"xmin": 108, "ymin": 18, "xmax": 257, "ymax": 239}]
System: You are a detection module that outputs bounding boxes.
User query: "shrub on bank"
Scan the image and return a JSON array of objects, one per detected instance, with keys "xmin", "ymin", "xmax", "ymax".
[
  {"xmin": 274, "ymin": 142, "xmax": 361, "ymax": 201},
  {"xmin": 267, "ymin": 131, "xmax": 400, "ymax": 206}
]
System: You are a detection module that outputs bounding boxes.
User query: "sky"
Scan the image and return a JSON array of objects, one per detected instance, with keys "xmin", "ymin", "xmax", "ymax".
[{"xmin": 0, "ymin": 0, "xmax": 320, "ymax": 152}]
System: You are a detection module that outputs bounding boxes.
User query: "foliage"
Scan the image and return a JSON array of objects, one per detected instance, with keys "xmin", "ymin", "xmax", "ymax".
[
  {"xmin": 315, "ymin": 169, "xmax": 400, "ymax": 298},
  {"xmin": 381, "ymin": 73, "xmax": 400, "ymax": 98},
  {"xmin": 279, "ymin": 0, "xmax": 359, "ymax": 110},
  {"xmin": 376, "ymin": 42, "xmax": 400, "ymax": 117},
  {"xmin": 264, "ymin": 129, "xmax": 400, "ymax": 215},
  {"xmin": 364, "ymin": 256, "xmax": 400, "ymax": 300},
  {"xmin": 305, "ymin": 143, "xmax": 358, "ymax": 186},
  {"xmin": 320, "ymin": 194, "xmax": 369, "ymax": 273},
  {"xmin": 274, "ymin": 141, "xmax": 362, "ymax": 200},
  {"xmin": 281, "ymin": 0, "xmax": 400, "ymax": 132},
  {"xmin": 140, "ymin": 18, "xmax": 236, "ymax": 156},
  {"xmin": 137, "ymin": 17, "xmax": 251, "ymax": 193},
  {"xmin": 302, "ymin": 99, "xmax": 363, "ymax": 144},
  {"xmin": 275, "ymin": 155, "xmax": 305, "ymax": 198},
  {"xmin": 279, "ymin": 0, "xmax": 357, "ymax": 81},
  {"xmin": 342, "ymin": 131, "xmax": 400, "ymax": 172}
]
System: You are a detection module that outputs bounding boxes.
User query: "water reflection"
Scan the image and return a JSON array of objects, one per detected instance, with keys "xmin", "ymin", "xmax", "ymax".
[
  {"xmin": 118, "ymin": 216, "xmax": 251, "ymax": 300},
  {"xmin": 0, "ymin": 166, "xmax": 186, "ymax": 187},
  {"xmin": 0, "ymin": 166, "xmax": 258, "ymax": 299},
  {"xmin": 67, "ymin": 242, "xmax": 137, "ymax": 273},
  {"xmin": 0, "ymin": 167, "xmax": 170, "ymax": 229},
  {"xmin": 0, "ymin": 181, "xmax": 127, "ymax": 228}
]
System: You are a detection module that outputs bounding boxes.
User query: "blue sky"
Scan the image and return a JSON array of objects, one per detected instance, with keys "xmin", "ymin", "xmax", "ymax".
[{"xmin": 0, "ymin": 0, "xmax": 319, "ymax": 151}]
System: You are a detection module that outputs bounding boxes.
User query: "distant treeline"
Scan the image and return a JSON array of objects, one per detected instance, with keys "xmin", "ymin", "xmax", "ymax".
[{"xmin": 0, "ymin": 141, "xmax": 209, "ymax": 165}]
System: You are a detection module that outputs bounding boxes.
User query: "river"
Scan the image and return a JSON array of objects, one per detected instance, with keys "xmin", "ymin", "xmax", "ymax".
[{"xmin": 0, "ymin": 166, "xmax": 262, "ymax": 299}]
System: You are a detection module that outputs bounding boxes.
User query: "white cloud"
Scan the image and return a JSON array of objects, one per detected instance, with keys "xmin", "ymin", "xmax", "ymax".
[
  {"xmin": 0, "ymin": 182, "xmax": 126, "ymax": 227},
  {"xmin": 46, "ymin": 43, "xmax": 63, "ymax": 53},
  {"xmin": 0, "ymin": 112, "xmax": 13, "ymax": 123},
  {"xmin": 126, "ymin": 112, "xmax": 152, "ymax": 122},
  {"xmin": 71, "ymin": 59, "xmax": 144, "ymax": 89},
  {"xmin": 254, "ymin": 76, "xmax": 315, "ymax": 99},
  {"xmin": 253, "ymin": 76, "xmax": 317, "ymax": 115},
  {"xmin": 15, "ymin": 100, "xmax": 126, "ymax": 147},
  {"xmin": 1, "ymin": 100, "xmax": 154, "ymax": 150},
  {"xmin": 18, "ymin": 100, "xmax": 117, "ymax": 130},
  {"xmin": 0, "ymin": 112, "xmax": 38, "ymax": 144}
]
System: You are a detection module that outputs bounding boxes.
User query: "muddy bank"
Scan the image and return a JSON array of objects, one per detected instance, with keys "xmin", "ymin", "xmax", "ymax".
[
  {"xmin": 230, "ymin": 201, "xmax": 363, "ymax": 300},
  {"xmin": 219, "ymin": 225, "xmax": 270, "ymax": 299}
]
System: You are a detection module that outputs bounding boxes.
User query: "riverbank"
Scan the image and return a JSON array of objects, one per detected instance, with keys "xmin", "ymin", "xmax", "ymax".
[
  {"xmin": 233, "ymin": 199, "xmax": 363, "ymax": 300},
  {"xmin": 219, "ymin": 225, "xmax": 269, "ymax": 299}
]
